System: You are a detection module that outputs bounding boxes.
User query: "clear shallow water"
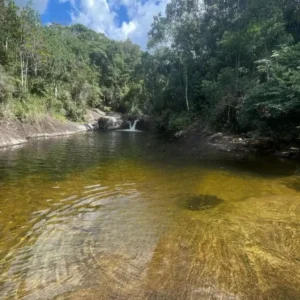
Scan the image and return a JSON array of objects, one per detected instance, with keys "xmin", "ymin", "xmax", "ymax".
[{"xmin": 0, "ymin": 131, "xmax": 300, "ymax": 299}]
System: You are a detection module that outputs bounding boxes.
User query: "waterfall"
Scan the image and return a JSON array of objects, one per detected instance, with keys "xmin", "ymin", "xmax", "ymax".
[
  {"xmin": 117, "ymin": 119, "xmax": 142, "ymax": 132},
  {"xmin": 129, "ymin": 120, "xmax": 139, "ymax": 131}
]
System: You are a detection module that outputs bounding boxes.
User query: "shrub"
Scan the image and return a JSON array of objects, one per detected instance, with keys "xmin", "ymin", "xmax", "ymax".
[
  {"xmin": 0, "ymin": 66, "xmax": 14, "ymax": 104},
  {"xmin": 13, "ymin": 94, "xmax": 47, "ymax": 121}
]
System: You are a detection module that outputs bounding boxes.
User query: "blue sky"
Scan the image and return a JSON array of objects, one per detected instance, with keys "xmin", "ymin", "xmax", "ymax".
[{"xmin": 15, "ymin": 0, "xmax": 170, "ymax": 48}]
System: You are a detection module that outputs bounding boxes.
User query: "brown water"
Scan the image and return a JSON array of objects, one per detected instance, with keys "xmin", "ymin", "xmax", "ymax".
[{"xmin": 0, "ymin": 131, "xmax": 300, "ymax": 300}]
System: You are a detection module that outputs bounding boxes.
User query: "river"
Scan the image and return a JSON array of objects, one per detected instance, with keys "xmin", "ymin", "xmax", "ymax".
[{"xmin": 0, "ymin": 131, "xmax": 300, "ymax": 299}]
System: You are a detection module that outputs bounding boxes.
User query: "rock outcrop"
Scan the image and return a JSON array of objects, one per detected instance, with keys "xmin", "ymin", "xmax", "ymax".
[
  {"xmin": 174, "ymin": 121, "xmax": 300, "ymax": 159},
  {"xmin": 84, "ymin": 109, "xmax": 152, "ymax": 131},
  {"xmin": 206, "ymin": 133, "xmax": 275, "ymax": 153},
  {"xmin": 98, "ymin": 113, "xmax": 124, "ymax": 129},
  {"xmin": 275, "ymin": 147, "xmax": 300, "ymax": 159},
  {"xmin": 84, "ymin": 109, "xmax": 124, "ymax": 130},
  {"xmin": 0, "ymin": 116, "xmax": 87, "ymax": 148}
]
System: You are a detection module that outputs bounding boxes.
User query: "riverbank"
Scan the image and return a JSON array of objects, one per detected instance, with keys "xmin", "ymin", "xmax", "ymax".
[
  {"xmin": 0, "ymin": 109, "xmax": 151, "ymax": 148},
  {"xmin": 174, "ymin": 121, "xmax": 300, "ymax": 159},
  {"xmin": 0, "ymin": 116, "xmax": 88, "ymax": 148}
]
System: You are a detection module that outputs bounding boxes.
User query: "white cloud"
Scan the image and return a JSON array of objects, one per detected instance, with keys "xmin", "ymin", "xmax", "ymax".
[
  {"xmin": 66, "ymin": 0, "xmax": 170, "ymax": 48},
  {"xmin": 15, "ymin": 0, "xmax": 50, "ymax": 13},
  {"xmin": 120, "ymin": 21, "xmax": 137, "ymax": 37},
  {"xmin": 126, "ymin": 0, "xmax": 170, "ymax": 47},
  {"xmin": 15, "ymin": 0, "xmax": 170, "ymax": 48}
]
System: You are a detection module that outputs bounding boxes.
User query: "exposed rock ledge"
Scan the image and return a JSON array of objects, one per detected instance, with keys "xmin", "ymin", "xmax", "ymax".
[
  {"xmin": 0, "ymin": 116, "xmax": 87, "ymax": 148},
  {"xmin": 84, "ymin": 109, "xmax": 124, "ymax": 130},
  {"xmin": 175, "ymin": 121, "xmax": 300, "ymax": 159},
  {"xmin": 84, "ymin": 109, "xmax": 152, "ymax": 130}
]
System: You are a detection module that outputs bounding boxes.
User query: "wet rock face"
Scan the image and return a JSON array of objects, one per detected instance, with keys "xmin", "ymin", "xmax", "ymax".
[
  {"xmin": 84, "ymin": 109, "xmax": 125, "ymax": 130},
  {"xmin": 84, "ymin": 109, "xmax": 152, "ymax": 131},
  {"xmin": 125, "ymin": 115, "xmax": 153, "ymax": 131},
  {"xmin": 182, "ymin": 194, "xmax": 224, "ymax": 211},
  {"xmin": 98, "ymin": 114, "xmax": 124, "ymax": 129}
]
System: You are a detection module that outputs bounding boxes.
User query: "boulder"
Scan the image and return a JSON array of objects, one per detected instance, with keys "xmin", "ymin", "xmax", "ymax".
[
  {"xmin": 98, "ymin": 113, "xmax": 124, "ymax": 129},
  {"xmin": 84, "ymin": 109, "xmax": 151, "ymax": 130},
  {"xmin": 84, "ymin": 109, "xmax": 125, "ymax": 130},
  {"xmin": 93, "ymin": 108, "xmax": 106, "ymax": 116},
  {"xmin": 174, "ymin": 130, "xmax": 184, "ymax": 138},
  {"xmin": 275, "ymin": 151, "xmax": 290, "ymax": 158},
  {"xmin": 84, "ymin": 109, "xmax": 107, "ymax": 130},
  {"xmin": 275, "ymin": 147, "xmax": 300, "ymax": 159}
]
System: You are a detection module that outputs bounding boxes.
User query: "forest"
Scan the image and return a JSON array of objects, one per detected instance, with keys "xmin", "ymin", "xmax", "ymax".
[
  {"xmin": 0, "ymin": 0, "xmax": 142, "ymax": 121},
  {"xmin": 1, "ymin": 0, "xmax": 300, "ymax": 140}
]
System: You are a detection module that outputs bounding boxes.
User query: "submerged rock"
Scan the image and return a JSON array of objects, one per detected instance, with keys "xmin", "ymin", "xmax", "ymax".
[{"xmin": 182, "ymin": 194, "xmax": 224, "ymax": 211}]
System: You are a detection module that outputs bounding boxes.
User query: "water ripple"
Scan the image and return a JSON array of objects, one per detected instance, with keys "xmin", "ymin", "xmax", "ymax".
[{"xmin": 0, "ymin": 180, "xmax": 164, "ymax": 300}]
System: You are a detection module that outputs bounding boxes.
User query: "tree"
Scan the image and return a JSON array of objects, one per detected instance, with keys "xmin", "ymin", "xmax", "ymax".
[{"xmin": 141, "ymin": 0, "xmax": 300, "ymax": 136}]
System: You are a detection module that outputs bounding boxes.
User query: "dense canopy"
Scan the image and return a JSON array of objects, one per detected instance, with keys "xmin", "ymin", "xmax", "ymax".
[
  {"xmin": 0, "ymin": 0, "xmax": 142, "ymax": 120},
  {"xmin": 1, "ymin": 0, "xmax": 300, "ymax": 139}
]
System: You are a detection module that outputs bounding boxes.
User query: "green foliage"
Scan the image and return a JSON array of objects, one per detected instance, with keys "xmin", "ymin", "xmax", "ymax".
[
  {"xmin": 13, "ymin": 94, "xmax": 47, "ymax": 121},
  {"xmin": 138, "ymin": 0, "xmax": 300, "ymax": 138},
  {"xmin": 238, "ymin": 44, "xmax": 300, "ymax": 136},
  {"xmin": 0, "ymin": 66, "xmax": 14, "ymax": 104},
  {"xmin": 2, "ymin": 0, "xmax": 300, "ymax": 141},
  {"xmin": 168, "ymin": 111, "xmax": 193, "ymax": 133},
  {"xmin": 0, "ymin": 2, "xmax": 142, "ymax": 121},
  {"xmin": 153, "ymin": 109, "xmax": 193, "ymax": 134}
]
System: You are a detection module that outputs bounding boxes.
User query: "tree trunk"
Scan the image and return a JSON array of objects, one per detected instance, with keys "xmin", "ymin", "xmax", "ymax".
[
  {"xmin": 185, "ymin": 68, "xmax": 189, "ymax": 111},
  {"xmin": 24, "ymin": 56, "xmax": 28, "ymax": 92},
  {"xmin": 34, "ymin": 56, "xmax": 38, "ymax": 77},
  {"xmin": 54, "ymin": 84, "xmax": 58, "ymax": 98},
  {"xmin": 20, "ymin": 52, "xmax": 24, "ymax": 88}
]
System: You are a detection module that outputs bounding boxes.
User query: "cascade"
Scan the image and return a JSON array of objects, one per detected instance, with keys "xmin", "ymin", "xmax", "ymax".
[{"xmin": 117, "ymin": 119, "xmax": 142, "ymax": 132}]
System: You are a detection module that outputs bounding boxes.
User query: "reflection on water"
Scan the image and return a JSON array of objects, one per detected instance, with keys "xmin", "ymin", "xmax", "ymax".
[{"xmin": 0, "ymin": 131, "xmax": 300, "ymax": 299}]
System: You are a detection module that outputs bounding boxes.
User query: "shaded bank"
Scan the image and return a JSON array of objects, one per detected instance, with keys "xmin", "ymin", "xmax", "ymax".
[{"xmin": 173, "ymin": 121, "xmax": 300, "ymax": 160}]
